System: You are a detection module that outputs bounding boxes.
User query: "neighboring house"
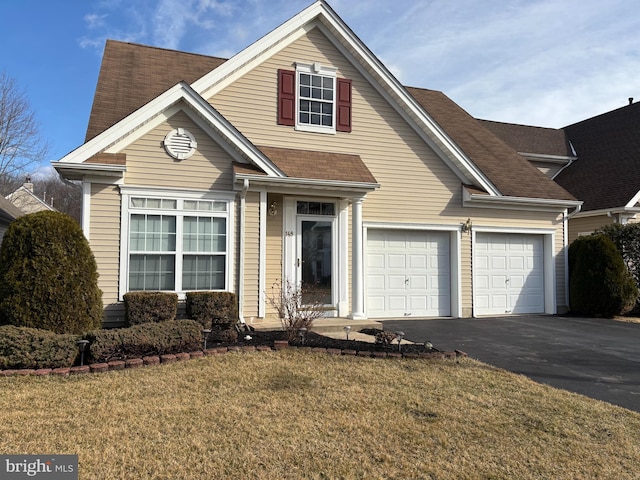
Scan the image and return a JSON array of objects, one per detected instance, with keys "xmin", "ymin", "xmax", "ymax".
[
  {"xmin": 482, "ymin": 100, "xmax": 640, "ymax": 243},
  {"xmin": 6, "ymin": 178, "xmax": 56, "ymax": 214},
  {"xmin": 53, "ymin": 0, "xmax": 580, "ymax": 326},
  {"xmin": 0, "ymin": 196, "xmax": 24, "ymax": 244}
]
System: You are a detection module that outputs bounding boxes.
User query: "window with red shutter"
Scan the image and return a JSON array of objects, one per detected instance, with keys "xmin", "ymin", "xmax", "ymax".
[
  {"xmin": 278, "ymin": 69, "xmax": 295, "ymax": 126},
  {"xmin": 278, "ymin": 64, "xmax": 352, "ymax": 134}
]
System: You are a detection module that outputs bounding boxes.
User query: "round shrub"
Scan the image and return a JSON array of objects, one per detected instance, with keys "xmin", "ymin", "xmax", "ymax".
[
  {"xmin": 0, "ymin": 211, "xmax": 103, "ymax": 334},
  {"xmin": 569, "ymin": 234, "xmax": 638, "ymax": 317}
]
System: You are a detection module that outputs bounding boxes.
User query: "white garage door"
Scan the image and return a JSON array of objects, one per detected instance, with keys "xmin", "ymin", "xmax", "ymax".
[
  {"xmin": 367, "ymin": 230, "xmax": 450, "ymax": 318},
  {"xmin": 475, "ymin": 233, "xmax": 544, "ymax": 315}
]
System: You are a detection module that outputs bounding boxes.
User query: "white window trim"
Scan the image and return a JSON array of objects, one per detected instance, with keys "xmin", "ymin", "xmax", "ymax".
[
  {"xmin": 295, "ymin": 62, "xmax": 337, "ymax": 134},
  {"xmin": 118, "ymin": 186, "xmax": 236, "ymax": 300}
]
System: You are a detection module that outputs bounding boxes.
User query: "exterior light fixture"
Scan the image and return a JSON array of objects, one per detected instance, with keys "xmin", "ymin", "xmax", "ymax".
[
  {"xmin": 343, "ymin": 325, "xmax": 352, "ymax": 340},
  {"xmin": 202, "ymin": 329, "xmax": 212, "ymax": 350},
  {"xmin": 77, "ymin": 340, "xmax": 90, "ymax": 366},
  {"xmin": 395, "ymin": 331, "xmax": 405, "ymax": 352},
  {"xmin": 268, "ymin": 201, "xmax": 278, "ymax": 216},
  {"xmin": 461, "ymin": 218, "xmax": 472, "ymax": 233}
]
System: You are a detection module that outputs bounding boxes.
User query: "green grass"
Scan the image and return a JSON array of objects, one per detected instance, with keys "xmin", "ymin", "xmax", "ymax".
[{"xmin": 1, "ymin": 351, "xmax": 639, "ymax": 479}]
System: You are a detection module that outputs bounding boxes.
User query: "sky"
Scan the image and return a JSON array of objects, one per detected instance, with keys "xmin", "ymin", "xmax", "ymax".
[{"xmin": 2, "ymin": 0, "xmax": 640, "ymax": 173}]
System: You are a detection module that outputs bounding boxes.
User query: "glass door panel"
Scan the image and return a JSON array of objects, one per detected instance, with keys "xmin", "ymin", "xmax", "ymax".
[{"xmin": 300, "ymin": 220, "xmax": 332, "ymax": 305}]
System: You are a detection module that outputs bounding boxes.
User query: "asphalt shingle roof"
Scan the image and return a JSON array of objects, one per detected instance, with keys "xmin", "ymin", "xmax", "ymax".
[
  {"xmin": 555, "ymin": 102, "xmax": 640, "ymax": 211},
  {"xmin": 84, "ymin": 40, "xmax": 575, "ymax": 201}
]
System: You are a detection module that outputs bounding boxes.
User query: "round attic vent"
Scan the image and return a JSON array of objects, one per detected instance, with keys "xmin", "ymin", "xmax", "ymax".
[{"xmin": 163, "ymin": 128, "xmax": 197, "ymax": 160}]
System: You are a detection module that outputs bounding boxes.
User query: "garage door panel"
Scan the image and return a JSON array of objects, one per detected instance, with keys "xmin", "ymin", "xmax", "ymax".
[
  {"xmin": 475, "ymin": 233, "xmax": 544, "ymax": 315},
  {"xmin": 388, "ymin": 275, "xmax": 407, "ymax": 290},
  {"xmin": 388, "ymin": 296, "xmax": 408, "ymax": 310},
  {"xmin": 367, "ymin": 229, "xmax": 450, "ymax": 318},
  {"xmin": 388, "ymin": 254, "xmax": 406, "ymax": 269},
  {"xmin": 367, "ymin": 274, "xmax": 385, "ymax": 290},
  {"xmin": 409, "ymin": 275, "xmax": 427, "ymax": 289}
]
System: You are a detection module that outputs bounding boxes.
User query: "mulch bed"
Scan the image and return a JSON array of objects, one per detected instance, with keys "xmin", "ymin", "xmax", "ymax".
[{"xmin": 217, "ymin": 327, "xmax": 439, "ymax": 355}]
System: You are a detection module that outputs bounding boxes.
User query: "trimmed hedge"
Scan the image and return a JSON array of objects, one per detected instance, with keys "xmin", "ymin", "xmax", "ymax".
[
  {"xmin": 0, "ymin": 325, "xmax": 79, "ymax": 369},
  {"xmin": 0, "ymin": 211, "xmax": 103, "ymax": 334},
  {"xmin": 84, "ymin": 319, "xmax": 202, "ymax": 363},
  {"xmin": 123, "ymin": 292, "xmax": 178, "ymax": 326},
  {"xmin": 185, "ymin": 291, "xmax": 239, "ymax": 328},
  {"xmin": 569, "ymin": 234, "xmax": 638, "ymax": 317}
]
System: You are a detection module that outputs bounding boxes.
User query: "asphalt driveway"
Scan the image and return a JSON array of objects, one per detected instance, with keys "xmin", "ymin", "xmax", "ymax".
[{"xmin": 382, "ymin": 315, "xmax": 640, "ymax": 412}]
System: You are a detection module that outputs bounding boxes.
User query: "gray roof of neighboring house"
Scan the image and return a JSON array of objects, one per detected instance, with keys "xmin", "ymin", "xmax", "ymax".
[{"xmin": 554, "ymin": 101, "xmax": 640, "ymax": 212}]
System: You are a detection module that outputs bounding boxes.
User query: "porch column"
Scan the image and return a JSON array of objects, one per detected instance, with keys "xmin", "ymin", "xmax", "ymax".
[{"xmin": 351, "ymin": 196, "xmax": 365, "ymax": 319}]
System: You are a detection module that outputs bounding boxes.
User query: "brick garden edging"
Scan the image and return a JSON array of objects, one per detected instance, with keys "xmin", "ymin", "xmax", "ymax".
[{"xmin": 0, "ymin": 343, "xmax": 468, "ymax": 377}]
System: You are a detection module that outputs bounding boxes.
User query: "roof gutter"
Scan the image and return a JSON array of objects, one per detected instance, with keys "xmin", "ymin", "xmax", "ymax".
[
  {"xmin": 235, "ymin": 173, "xmax": 380, "ymax": 193},
  {"xmin": 52, "ymin": 162, "xmax": 126, "ymax": 181},
  {"xmin": 463, "ymin": 188, "xmax": 583, "ymax": 212}
]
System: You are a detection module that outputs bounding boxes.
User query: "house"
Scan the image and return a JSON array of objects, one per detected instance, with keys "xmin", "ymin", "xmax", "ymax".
[
  {"xmin": 5, "ymin": 178, "xmax": 56, "ymax": 214},
  {"xmin": 481, "ymin": 100, "xmax": 640, "ymax": 243},
  {"xmin": 53, "ymin": 0, "xmax": 580, "ymax": 326},
  {"xmin": 0, "ymin": 196, "xmax": 24, "ymax": 244}
]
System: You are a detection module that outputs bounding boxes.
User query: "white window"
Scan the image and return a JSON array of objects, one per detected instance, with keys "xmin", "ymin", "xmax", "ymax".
[
  {"xmin": 296, "ymin": 63, "xmax": 337, "ymax": 133},
  {"xmin": 120, "ymin": 190, "xmax": 234, "ymax": 297}
]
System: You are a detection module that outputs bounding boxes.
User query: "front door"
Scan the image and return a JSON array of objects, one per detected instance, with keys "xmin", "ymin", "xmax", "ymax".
[{"xmin": 298, "ymin": 217, "xmax": 333, "ymax": 305}]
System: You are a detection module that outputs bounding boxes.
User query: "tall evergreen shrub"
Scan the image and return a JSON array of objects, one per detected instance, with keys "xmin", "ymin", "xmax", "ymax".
[
  {"xmin": 0, "ymin": 211, "xmax": 103, "ymax": 334},
  {"xmin": 568, "ymin": 234, "xmax": 637, "ymax": 317}
]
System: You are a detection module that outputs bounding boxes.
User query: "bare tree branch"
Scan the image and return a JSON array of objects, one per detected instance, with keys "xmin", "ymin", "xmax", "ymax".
[{"xmin": 0, "ymin": 71, "xmax": 50, "ymax": 179}]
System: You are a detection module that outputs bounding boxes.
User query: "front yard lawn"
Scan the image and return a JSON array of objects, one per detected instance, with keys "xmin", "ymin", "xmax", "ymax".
[{"xmin": 1, "ymin": 350, "xmax": 639, "ymax": 479}]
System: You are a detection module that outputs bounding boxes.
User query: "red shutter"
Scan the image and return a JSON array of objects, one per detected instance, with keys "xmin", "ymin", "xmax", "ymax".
[
  {"xmin": 336, "ymin": 77, "xmax": 352, "ymax": 133},
  {"xmin": 278, "ymin": 69, "xmax": 295, "ymax": 126}
]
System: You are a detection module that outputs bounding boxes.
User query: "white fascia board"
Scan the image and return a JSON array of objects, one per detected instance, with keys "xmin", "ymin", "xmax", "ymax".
[
  {"xmin": 572, "ymin": 206, "xmax": 640, "ymax": 218},
  {"xmin": 235, "ymin": 173, "xmax": 379, "ymax": 192},
  {"xmin": 189, "ymin": 1, "xmax": 499, "ymax": 195},
  {"xmin": 56, "ymin": 82, "xmax": 284, "ymax": 178},
  {"xmin": 51, "ymin": 161, "xmax": 126, "ymax": 181},
  {"xmin": 625, "ymin": 189, "xmax": 640, "ymax": 209},
  {"xmin": 463, "ymin": 188, "xmax": 582, "ymax": 212}
]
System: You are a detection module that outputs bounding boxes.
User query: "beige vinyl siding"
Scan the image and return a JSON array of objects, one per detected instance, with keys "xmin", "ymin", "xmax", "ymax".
[
  {"xmin": 568, "ymin": 215, "xmax": 614, "ymax": 244},
  {"xmin": 242, "ymin": 191, "xmax": 261, "ymax": 318},
  {"xmin": 461, "ymin": 232, "xmax": 473, "ymax": 317},
  {"xmin": 264, "ymin": 193, "xmax": 283, "ymax": 320},
  {"xmin": 123, "ymin": 109, "xmax": 234, "ymax": 191},
  {"xmin": 90, "ymin": 183, "xmax": 124, "ymax": 325}
]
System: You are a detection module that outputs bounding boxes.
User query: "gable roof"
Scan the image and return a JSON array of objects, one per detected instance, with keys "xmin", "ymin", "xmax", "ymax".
[
  {"xmin": 6, "ymin": 186, "xmax": 56, "ymax": 214},
  {"xmin": 407, "ymin": 88, "xmax": 575, "ymax": 200},
  {"xmin": 86, "ymin": 40, "xmax": 225, "ymax": 141},
  {"xmin": 0, "ymin": 195, "xmax": 24, "ymax": 223},
  {"xmin": 553, "ymin": 101, "xmax": 640, "ymax": 212},
  {"xmin": 478, "ymin": 120, "xmax": 573, "ymax": 158}
]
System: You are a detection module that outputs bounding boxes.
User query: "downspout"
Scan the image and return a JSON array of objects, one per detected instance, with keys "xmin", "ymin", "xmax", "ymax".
[
  {"xmin": 564, "ymin": 203, "xmax": 582, "ymax": 311},
  {"xmin": 238, "ymin": 179, "xmax": 249, "ymax": 324}
]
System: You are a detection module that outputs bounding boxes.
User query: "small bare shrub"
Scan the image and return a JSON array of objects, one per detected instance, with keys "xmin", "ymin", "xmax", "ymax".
[
  {"xmin": 266, "ymin": 279, "xmax": 327, "ymax": 342},
  {"xmin": 375, "ymin": 330, "xmax": 397, "ymax": 346}
]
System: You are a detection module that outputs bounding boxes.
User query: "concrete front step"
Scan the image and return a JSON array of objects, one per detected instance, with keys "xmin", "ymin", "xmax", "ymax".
[{"xmin": 250, "ymin": 318, "xmax": 382, "ymax": 334}]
